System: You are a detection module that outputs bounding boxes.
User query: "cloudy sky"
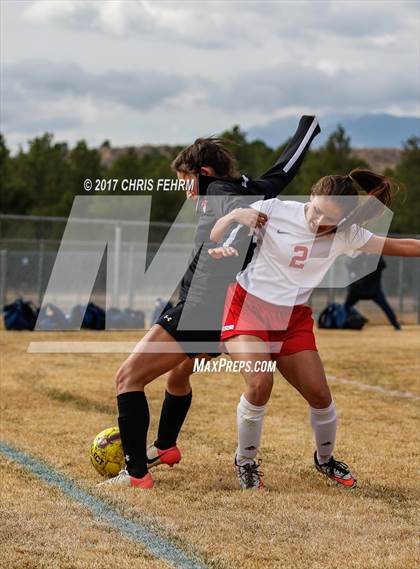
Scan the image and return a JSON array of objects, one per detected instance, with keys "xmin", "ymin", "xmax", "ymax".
[{"xmin": 1, "ymin": 0, "xmax": 419, "ymax": 150}]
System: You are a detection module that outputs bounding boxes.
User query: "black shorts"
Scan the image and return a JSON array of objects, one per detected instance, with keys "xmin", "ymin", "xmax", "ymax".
[{"xmin": 156, "ymin": 301, "xmax": 223, "ymax": 358}]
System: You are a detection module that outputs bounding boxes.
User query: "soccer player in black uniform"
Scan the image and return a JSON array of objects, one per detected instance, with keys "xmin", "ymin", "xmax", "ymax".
[
  {"xmin": 344, "ymin": 254, "xmax": 401, "ymax": 329},
  {"xmin": 101, "ymin": 116, "xmax": 320, "ymax": 489}
]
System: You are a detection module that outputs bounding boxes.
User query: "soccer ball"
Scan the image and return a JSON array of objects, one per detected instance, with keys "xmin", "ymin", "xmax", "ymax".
[{"xmin": 90, "ymin": 426, "xmax": 125, "ymax": 477}]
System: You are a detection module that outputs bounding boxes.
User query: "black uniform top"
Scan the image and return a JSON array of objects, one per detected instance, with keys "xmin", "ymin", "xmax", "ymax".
[
  {"xmin": 177, "ymin": 115, "xmax": 321, "ymax": 327},
  {"xmin": 347, "ymin": 254, "xmax": 386, "ymax": 299},
  {"xmin": 178, "ymin": 176, "xmax": 259, "ymax": 304}
]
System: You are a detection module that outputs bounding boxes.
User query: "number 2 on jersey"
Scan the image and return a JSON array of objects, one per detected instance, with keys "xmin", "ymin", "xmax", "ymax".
[{"xmin": 289, "ymin": 245, "xmax": 308, "ymax": 269}]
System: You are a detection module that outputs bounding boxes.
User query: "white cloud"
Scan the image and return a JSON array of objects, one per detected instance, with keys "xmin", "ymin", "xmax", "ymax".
[
  {"xmin": 1, "ymin": 0, "xmax": 417, "ymax": 149},
  {"xmin": 207, "ymin": 57, "xmax": 419, "ymax": 116},
  {"xmin": 23, "ymin": 0, "xmax": 252, "ymax": 47},
  {"xmin": 23, "ymin": 0, "xmax": 416, "ymax": 46},
  {"xmin": 3, "ymin": 59, "xmax": 190, "ymax": 114}
]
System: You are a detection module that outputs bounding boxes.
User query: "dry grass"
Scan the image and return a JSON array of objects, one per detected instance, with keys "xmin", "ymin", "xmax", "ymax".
[
  {"xmin": 0, "ymin": 326, "xmax": 419, "ymax": 569},
  {"xmin": 0, "ymin": 463, "xmax": 173, "ymax": 569}
]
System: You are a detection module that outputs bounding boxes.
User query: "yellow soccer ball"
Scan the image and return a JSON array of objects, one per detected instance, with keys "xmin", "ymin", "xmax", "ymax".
[{"xmin": 90, "ymin": 426, "xmax": 125, "ymax": 477}]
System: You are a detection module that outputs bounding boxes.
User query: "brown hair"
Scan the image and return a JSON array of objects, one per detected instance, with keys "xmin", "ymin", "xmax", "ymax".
[
  {"xmin": 171, "ymin": 136, "xmax": 240, "ymax": 177},
  {"xmin": 311, "ymin": 168, "xmax": 398, "ymax": 229}
]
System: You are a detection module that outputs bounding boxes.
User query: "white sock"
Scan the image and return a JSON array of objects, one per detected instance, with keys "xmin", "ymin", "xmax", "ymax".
[
  {"xmin": 310, "ymin": 401, "xmax": 337, "ymax": 465},
  {"xmin": 236, "ymin": 394, "xmax": 266, "ymax": 466}
]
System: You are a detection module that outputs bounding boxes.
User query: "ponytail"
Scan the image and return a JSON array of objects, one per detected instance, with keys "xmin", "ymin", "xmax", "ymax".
[
  {"xmin": 311, "ymin": 168, "xmax": 400, "ymax": 230},
  {"xmin": 348, "ymin": 168, "xmax": 395, "ymax": 208},
  {"xmin": 344, "ymin": 169, "xmax": 399, "ymax": 227}
]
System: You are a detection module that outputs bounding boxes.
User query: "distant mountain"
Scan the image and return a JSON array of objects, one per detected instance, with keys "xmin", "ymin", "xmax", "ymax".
[
  {"xmin": 99, "ymin": 143, "xmax": 174, "ymax": 168},
  {"xmin": 350, "ymin": 148, "xmax": 401, "ymax": 172},
  {"xmin": 98, "ymin": 143, "xmax": 402, "ymax": 173},
  {"xmin": 247, "ymin": 113, "xmax": 420, "ymax": 148}
]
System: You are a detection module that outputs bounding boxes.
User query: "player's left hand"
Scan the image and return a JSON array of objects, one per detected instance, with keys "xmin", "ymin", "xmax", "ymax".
[{"xmin": 208, "ymin": 246, "xmax": 239, "ymax": 259}]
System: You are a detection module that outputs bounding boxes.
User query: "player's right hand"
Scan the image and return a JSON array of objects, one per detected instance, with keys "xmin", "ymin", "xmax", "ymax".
[
  {"xmin": 233, "ymin": 208, "xmax": 268, "ymax": 229},
  {"xmin": 208, "ymin": 246, "xmax": 239, "ymax": 259}
]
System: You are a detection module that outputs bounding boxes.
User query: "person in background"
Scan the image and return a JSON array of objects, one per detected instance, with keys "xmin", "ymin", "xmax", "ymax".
[{"xmin": 344, "ymin": 254, "xmax": 401, "ymax": 330}]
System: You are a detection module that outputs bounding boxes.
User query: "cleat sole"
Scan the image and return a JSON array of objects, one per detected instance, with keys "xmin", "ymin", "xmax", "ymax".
[{"xmin": 335, "ymin": 479, "xmax": 358, "ymax": 490}]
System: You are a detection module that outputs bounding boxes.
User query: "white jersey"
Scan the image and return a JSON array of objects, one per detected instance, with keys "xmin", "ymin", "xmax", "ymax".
[{"xmin": 225, "ymin": 199, "xmax": 373, "ymax": 306}]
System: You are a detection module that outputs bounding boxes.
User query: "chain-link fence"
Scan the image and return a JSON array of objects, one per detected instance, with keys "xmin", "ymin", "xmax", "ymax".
[
  {"xmin": 1, "ymin": 214, "xmax": 419, "ymax": 326},
  {"xmin": 0, "ymin": 214, "xmax": 195, "ymax": 326}
]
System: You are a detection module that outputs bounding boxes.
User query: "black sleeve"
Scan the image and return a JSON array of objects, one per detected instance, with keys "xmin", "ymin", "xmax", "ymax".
[
  {"xmin": 378, "ymin": 256, "xmax": 386, "ymax": 271},
  {"xmin": 251, "ymin": 115, "xmax": 320, "ymax": 199},
  {"xmin": 205, "ymin": 115, "xmax": 320, "ymax": 218},
  {"xmin": 206, "ymin": 182, "xmax": 263, "ymax": 220}
]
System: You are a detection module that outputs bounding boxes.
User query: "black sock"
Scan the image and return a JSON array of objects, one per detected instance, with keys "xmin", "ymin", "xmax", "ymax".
[
  {"xmin": 154, "ymin": 390, "xmax": 192, "ymax": 450},
  {"xmin": 117, "ymin": 391, "xmax": 149, "ymax": 479}
]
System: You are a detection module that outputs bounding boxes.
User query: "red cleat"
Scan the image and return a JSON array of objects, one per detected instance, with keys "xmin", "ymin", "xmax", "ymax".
[
  {"xmin": 147, "ymin": 444, "xmax": 181, "ymax": 469},
  {"xmin": 314, "ymin": 452, "xmax": 357, "ymax": 489}
]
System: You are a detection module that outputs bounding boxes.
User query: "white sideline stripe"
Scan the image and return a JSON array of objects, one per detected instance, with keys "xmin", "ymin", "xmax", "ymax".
[
  {"xmin": 283, "ymin": 117, "xmax": 319, "ymax": 173},
  {"xmin": 327, "ymin": 374, "xmax": 420, "ymax": 401},
  {"xmin": 0, "ymin": 442, "xmax": 210, "ymax": 569},
  {"xmin": 28, "ymin": 341, "xmax": 139, "ymax": 353}
]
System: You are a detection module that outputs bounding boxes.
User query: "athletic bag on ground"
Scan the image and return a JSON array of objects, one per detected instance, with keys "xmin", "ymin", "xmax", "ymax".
[
  {"xmin": 318, "ymin": 303, "xmax": 368, "ymax": 330},
  {"xmin": 3, "ymin": 299, "xmax": 39, "ymax": 330},
  {"xmin": 69, "ymin": 302, "xmax": 106, "ymax": 330},
  {"xmin": 343, "ymin": 307, "xmax": 368, "ymax": 330},
  {"xmin": 106, "ymin": 308, "xmax": 145, "ymax": 329},
  {"xmin": 37, "ymin": 303, "xmax": 69, "ymax": 330},
  {"xmin": 318, "ymin": 303, "xmax": 348, "ymax": 329}
]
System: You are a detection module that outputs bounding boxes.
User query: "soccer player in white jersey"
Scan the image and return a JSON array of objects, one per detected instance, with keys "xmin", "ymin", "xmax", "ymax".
[{"xmin": 209, "ymin": 169, "xmax": 420, "ymax": 489}]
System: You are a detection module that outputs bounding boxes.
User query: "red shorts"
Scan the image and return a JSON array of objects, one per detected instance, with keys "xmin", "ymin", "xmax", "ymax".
[{"xmin": 221, "ymin": 282, "xmax": 317, "ymax": 358}]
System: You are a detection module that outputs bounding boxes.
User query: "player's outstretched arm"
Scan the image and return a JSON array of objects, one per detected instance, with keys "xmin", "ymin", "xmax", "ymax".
[
  {"xmin": 360, "ymin": 235, "xmax": 420, "ymax": 257},
  {"xmin": 253, "ymin": 115, "xmax": 320, "ymax": 198}
]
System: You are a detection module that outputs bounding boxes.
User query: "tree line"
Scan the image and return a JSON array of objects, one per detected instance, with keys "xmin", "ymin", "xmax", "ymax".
[{"xmin": 0, "ymin": 127, "xmax": 418, "ymax": 233}]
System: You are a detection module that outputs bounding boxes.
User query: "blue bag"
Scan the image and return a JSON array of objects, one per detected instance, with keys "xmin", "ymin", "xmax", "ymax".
[
  {"xmin": 70, "ymin": 302, "xmax": 105, "ymax": 330},
  {"xmin": 37, "ymin": 303, "xmax": 69, "ymax": 330},
  {"xmin": 106, "ymin": 308, "xmax": 145, "ymax": 329},
  {"xmin": 3, "ymin": 299, "xmax": 39, "ymax": 330},
  {"xmin": 343, "ymin": 307, "xmax": 368, "ymax": 330},
  {"xmin": 318, "ymin": 303, "xmax": 348, "ymax": 329}
]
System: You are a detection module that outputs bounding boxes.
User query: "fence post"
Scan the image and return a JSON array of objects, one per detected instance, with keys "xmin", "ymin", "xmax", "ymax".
[
  {"xmin": 112, "ymin": 224, "xmax": 122, "ymax": 309},
  {"xmin": 127, "ymin": 243, "xmax": 135, "ymax": 309},
  {"xmin": 327, "ymin": 264, "xmax": 335, "ymax": 305},
  {"xmin": 416, "ymin": 256, "xmax": 420, "ymax": 325},
  {"xmin": 397, "ymin": 257, "xmax": 404, "ymax": 316},
  {"xmin": 37, "ymin": 240, "xmax": 45, "ymax": 306},
  {"xmin": 0, "ymin": 249, "xmax": 7, "ymax": 308}
]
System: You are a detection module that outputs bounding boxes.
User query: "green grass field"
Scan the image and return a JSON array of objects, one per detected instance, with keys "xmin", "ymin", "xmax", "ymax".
[{"xmin": 1, "ymin": 326, "xmax": 419, "ymax": 569}]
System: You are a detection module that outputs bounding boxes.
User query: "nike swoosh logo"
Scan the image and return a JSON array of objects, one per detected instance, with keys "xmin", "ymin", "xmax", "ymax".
[
  {"xmin": 147, "ymin": 457, "xmax": 159, "ymax": 464},
  {"xmin": 147, "ymin": 448, "xmax": 171, "ymax": 464}
]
